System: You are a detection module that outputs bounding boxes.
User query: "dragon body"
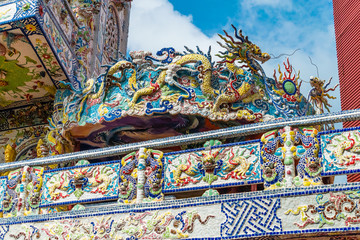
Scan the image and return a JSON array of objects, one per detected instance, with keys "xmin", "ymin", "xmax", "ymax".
[
  {"xmin": 295, "ymin": 128, "xmax": 322, "ymax": 182},
  {"xmin": 118, "ymin": 152, "xmax": 138, "ymax": 203},
  {"xmin": 330, "ymin": 132, "xmax": 360, "ymax": 166},
  {"xmin": 129, "ymin": 53, "xmax": 215, "ymax": 107},
  {"xmin": 144, "ymin": 150, "xmax": 163, "ymax": 199},
  {"xmin": 260, "ymin": 131, "xmax": 285, "ymax": 189}
]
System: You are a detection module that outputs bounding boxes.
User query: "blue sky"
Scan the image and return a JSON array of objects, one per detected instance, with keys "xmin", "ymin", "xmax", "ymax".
[{"xmin": 128, "ymin": 0, "xmax": 340, "ymax": 113}]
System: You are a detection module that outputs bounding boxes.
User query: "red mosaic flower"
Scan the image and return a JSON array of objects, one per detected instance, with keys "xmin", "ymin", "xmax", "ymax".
[
  {"xmin": 24, "ymin": 94, "xmax": 33, "ymax": 101},
  {"xmin": 42, "ymin": 54, "xmax": 51, "ymax": 59},
  {"xmin": 39, "ymin": 5, "xmax": 44, "ymax": 17}
]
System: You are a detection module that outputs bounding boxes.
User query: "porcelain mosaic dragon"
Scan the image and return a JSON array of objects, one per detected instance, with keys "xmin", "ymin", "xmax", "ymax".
[
  {"xmin": 59, "ymin": 25, "xmax": 312, "ymax": 128},
  {"xmin": 166, "ymin": 140, "xmax": 258, "ymax": 188},
  {"xmin": 327, "ymin": 131, "xmax": 360, "ymax": 166},
  {"xmin": 2, "ymin": 166, "xmax": 44, "ymax": 217},
  {"xmin": 260, "ymin": 127, "xmax": 322, "ymax": 189},
  {"xmin": 118, "ymin": 149, "xmax": 163, "ymax": 203},
  {"xmin": 43, "ymin": 163, "xmax": 118, "ymax": 202}
]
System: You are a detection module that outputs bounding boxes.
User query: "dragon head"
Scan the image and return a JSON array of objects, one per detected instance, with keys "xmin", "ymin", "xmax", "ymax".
[
  {"xmin": 217, "ymin": 25, "xmax": 270, "ymax": 73},
  {"xmin": 201, "ymin": 150, "xmax": 220, "ymax": 172},
  {"xmin": 2, "ymin": 192, "xmax": 14, "ymax": 211},
  {"xmin": 73, "ymin": 170, "xmax": 87, "ymax": 188},
  {"xmin": 262, "ymin": 162, "xmax": 277, "ymax": 183},
  {"xmin": 28, "ymin": 191, "xmax": 41, "ymax": 207},
  {"xmin": 305, "ymin": 157, "xmax": 322, "ymax": 177},
  {"xmin": 148, "ymin": 172, "xmax": 162, "ymax": 193}
]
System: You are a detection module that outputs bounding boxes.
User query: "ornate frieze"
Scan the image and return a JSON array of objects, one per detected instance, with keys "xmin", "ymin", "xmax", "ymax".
[{"xmin": 163, "ymin": 140, "xmax": 261, "ymax": 192}]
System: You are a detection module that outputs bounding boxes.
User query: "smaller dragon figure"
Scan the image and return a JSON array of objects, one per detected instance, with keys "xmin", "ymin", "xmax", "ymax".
[
  {"xmin": 46, "ymin": 165, "xmax": 115, "ymax": 201},
  {"xmin": 218, "ymin": 147, "xmax": 252, "ymax": 180},
  {"xmin": 118, "ymin": 149, "xmax": 163, "ymax": 203},
  {"xmin": 118, "ymin": 152, "xmax": 138, "ymax": 203},
  {"xmin": 171, "ymin": 154, "xmax": 202, "ymax": 186},
  {"xmin": 309, "ymin": 76, "xmax": 339, "ymax": 114},
  {"xmin": 3, "ymin": 166, "xmax": 44, "ymax": 217},
  {"xmin": 144, "ymin": 149, "xmax": 164, "ymax": 200}
]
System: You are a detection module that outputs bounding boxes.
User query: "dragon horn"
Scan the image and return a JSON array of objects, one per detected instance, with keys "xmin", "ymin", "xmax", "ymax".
[
  {"xmin": 219, "ymin": 34, "xmax": 238, "ymax": 49},
  {"xmin": 223, "ymin": 30, "xmax": 242, "ymax": 45},
  {"xmin": 232, "ymin": 25, "xmax": 245, "ymax": 43},
  {"xmin": 216, "ymin": 41, "xmax": 232, "ymax": 52}
]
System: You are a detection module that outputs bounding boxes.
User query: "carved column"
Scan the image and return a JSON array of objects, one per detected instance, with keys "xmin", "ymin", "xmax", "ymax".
[
  {"xmin": 282, "ymin": 126, "xmax": 296, "ymax": 187},
  {"xmin": 136, "ymin": 148, "xmax": 147, "ymax": 204}
]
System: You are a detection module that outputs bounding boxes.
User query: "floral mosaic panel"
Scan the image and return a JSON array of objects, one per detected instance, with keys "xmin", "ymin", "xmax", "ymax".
[
  {"xmin": 2, "ymin": 183, "xmax": 360, "ymax": 239},
  {"xmin": 2, "ymin": 206, "xmax": 219, "ymax": 239},
  {"xmin": 40, "ymin": 162, "xmax": 120, "ymax": 206},
  {"xmin": 43, "ymin": 0, "xmax": 76, "ymax": 41},
  {"xmin": 40, "ymin": 13, "xmax": 72, "ymax": 80},
  {"xmin": 321, "ymin": 129, "xmax": 360, "ymax": 175},
  {"xmin": 163, "ymin": 141, "xmax": 261, "ymax": 192}
]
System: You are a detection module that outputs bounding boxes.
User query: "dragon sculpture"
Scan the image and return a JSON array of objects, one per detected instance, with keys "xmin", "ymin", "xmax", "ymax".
[
  {"xmin": 213, "ymin": 25, "xmax": 270, "ymax": 112},
  {"xmin": 309, "ymin": 76, "xmax": 339, "ymax": 114},
  {"xmin": 118, "ymin": 149, "xmax": 163, "ymax": 203},
  {"xmin": 260, "ymin": 130, "xmax": 285, "ymax": 189},
  {"xmin": 45, "ymin": 165, "xmax": 115, "ymax": 201},
  {"xmin": 61, "ymin": 25, "xmax": 276, "ymax": 126},
  {"xmin": 2, "ymin": 166, "xmax": 44, "ymax": 217},
  {"xmin": 170, "ymin": 140, "xmax": 254, "ymax": 186},
  {"xmin": 295, "ymin": 127, "xmax": 322, "ymax": 186}
]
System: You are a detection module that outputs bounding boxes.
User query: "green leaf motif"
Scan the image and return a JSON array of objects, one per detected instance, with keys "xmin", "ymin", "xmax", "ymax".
[
  {"xmin": 74, "ymin": 189, "xmax": 84, "ymax": 199},
  {"xmin": 203, "ymin": 173, "xmax": 218, "ymax": 185}
]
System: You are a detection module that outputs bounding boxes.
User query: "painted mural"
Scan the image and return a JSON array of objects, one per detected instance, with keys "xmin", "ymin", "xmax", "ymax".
[{"xmin": 0, "ymin": 28, "xmax": 56, "ymax": 108}]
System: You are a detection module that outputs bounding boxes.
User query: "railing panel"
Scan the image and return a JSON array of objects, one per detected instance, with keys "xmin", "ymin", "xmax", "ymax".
[
  {"xmin": 321, "ymin": 127, "xmax": 360, "ymax": 176},
  {"xmin": 40, "ymin": 161, "xmax": 120, "ymax": 207},
  {"xmin": 163, "ymin": 140, "xmax": 262, "ymax": 193}
]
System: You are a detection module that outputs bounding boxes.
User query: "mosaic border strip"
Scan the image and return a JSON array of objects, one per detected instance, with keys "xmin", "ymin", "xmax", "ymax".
[{"xmin": 1, "ymin": 182, "xmax": 360, "ymax": 240}]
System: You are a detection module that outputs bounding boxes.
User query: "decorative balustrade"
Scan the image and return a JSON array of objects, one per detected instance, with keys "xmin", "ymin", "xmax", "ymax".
[{"xmin": 1, "ymin": 110, "xmax": 360, "ymax": 238}]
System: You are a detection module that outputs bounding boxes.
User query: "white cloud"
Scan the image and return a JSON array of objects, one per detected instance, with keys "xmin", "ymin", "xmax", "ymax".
[
  {"xmin": 128, "ymin": 0, "xmax": 341, "ymax": 112},
  {"xmin": 128, "ymin": 0, "xmax": 220, "ymax": 54}
]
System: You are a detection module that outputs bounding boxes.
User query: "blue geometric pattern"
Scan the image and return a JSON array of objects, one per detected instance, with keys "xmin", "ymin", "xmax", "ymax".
[
  {"xmin": 0, "ymin": 225, "xmax": 9, "ymax": 240},
  {"xmin": 221, "ymin": 198, "xmax": 282, "ymax": 237},
  {"xmin": 14, "ymin": 0, "xmax": 37, "ymax": 20},
  {"xmin": 0, "ymin": 178, "xmax": 6, "ymax": 212}
]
